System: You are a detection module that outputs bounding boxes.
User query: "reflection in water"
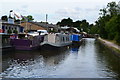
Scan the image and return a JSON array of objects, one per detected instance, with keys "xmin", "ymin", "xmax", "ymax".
[
  {"xmin": 1, "ymin": 38, "xmax": 120, "ymax": 78},
  {"xmin": 95, "ymin": 41, "xmax": 120, "ymax": 78},
  {"xmin": 1, "ymin": 48, "xmax": 70, "ymax": 78}
]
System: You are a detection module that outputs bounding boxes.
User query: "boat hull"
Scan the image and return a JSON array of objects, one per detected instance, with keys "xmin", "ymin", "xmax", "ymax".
[
  {"xmin": 40, "ymin": 43, "xmax": 71, "ymax": 52},
  {"xmin": 72, "ymin": 39, "xmax": 83, "ymax": 47},
  {"xmin": 13, "ymin": 46, "xmax": 39, "ymax": 51},
  {"xmin": 71, "ymin": 34, "xmax": 83, "ymax": 47},
  {"xmin": 11, "ymin": 39, "xmax": 40, "ymax": 51},
  {"xmin": 41, "ymin": 41, "xmax": 71, "ymax": 47}
]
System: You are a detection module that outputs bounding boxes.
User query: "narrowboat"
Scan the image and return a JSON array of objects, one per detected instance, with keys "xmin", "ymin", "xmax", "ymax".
[
  {"xmin": 71, "ymin": 34, "xmax": 83, "ymax": 46},
  {"xmin": 40, "ymin": 33, "xmax": 72, "ymax": 49},
  {"xmin": 10, "ymin": 33, "xmax": 44, "ymax": 50}
]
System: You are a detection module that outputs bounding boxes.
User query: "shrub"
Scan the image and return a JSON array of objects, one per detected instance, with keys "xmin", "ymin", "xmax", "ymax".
[
  {"xmin": 114, "ymin": 32, "xmax": 120, "ymax": 44},
  {"xmin": 7, "ymin": 29, "xmax": 12, "ymax": 34},
  {"xmin": 13, "ymin": 30, "xmax": 18, "ymax": 34}
]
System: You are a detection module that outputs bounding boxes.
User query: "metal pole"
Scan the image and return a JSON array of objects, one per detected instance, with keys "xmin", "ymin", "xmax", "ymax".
[
  {"xmin": 26, "ymin": 19, "xmax": 27, "ymax": 32},
  {"xmin": 46, "ymin": 14, "xmax": 48, "ymax": 32},
  {"xmin": 46, "ymin": 14, "xmax": 48, "ymax": 23}
]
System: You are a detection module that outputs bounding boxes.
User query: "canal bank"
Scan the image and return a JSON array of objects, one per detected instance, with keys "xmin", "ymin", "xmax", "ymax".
[{"xmin": 97, "ymin": 37, "xmax": 120, "ymax": 58}]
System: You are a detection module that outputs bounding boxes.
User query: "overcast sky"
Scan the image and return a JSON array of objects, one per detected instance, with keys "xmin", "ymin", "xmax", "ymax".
[{"xmin": 0, "ymin": 0, "xmax": 120, "ymax": 24}]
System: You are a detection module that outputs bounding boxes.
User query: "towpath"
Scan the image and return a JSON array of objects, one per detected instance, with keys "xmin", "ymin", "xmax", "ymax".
[{"xmin": 99, "ymin": 37, "xmax": 120, "ymax": 50}]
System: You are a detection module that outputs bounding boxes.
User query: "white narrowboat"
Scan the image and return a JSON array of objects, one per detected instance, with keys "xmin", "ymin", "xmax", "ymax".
[{"xmin": 40, "ymin": 33, "xmax": 72, "ymax": 48}]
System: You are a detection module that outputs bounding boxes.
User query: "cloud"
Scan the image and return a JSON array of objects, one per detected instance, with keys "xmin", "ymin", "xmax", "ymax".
[
  {"xmin": 1, "ymin": 0, "xmax": 120, "ymax": 24},
  {"xmin": 21, "ymin": 5, "xmax": 28, "ymax": 9},
  {"xmin": 55, "ymin": 6, "xmax": 100, "ymax": 22}
]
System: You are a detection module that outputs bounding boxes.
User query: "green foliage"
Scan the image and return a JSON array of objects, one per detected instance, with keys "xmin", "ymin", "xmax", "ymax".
[
  {"xmin": 114, "ymin": 32, "xmax": 120, "ymax": 44},
  {"xmin": 80, "ymin": 20, "xmax": 89, "ymax": 33},
  {"xmin": 57, "ymin": 17, "xmax": 73, "ymax": 26},
  {"xmin": 21, "ymin": 15, "xmax": 34, "ymax": 22},
  {"xmin": 57, "ymin": 18, "xmax": 90, "ymax": 33},
  {"xmin": 73, "ymin": 20, "xmax": 81, "ymax": 28},
  {"xmin": 1, "ymin": 15, "xmax": 8, "ymax": 21},
  {"xmin": 96, "ymin": 1, "xmax": 120, "ymax": 44},
  {"xmin": 89, "ymin": 26, "xmax": 99, "ymax": 34},
  {"xmin": 100, "ymin": 8, "xmax": 107, "ymax": 16},
  {"xmin": 7, "ymin": 29, "xmax": 12, "ymax": 34},
  {"xmin": 56, "ymin": 1, "xmax": 120, "ymax": 45},
  {"xmin": 13, "ymin": 29, "xmax": 18, "ymax": 34},
  {"xmin": 107, "ymin": 2, "xmax": 118, "ymax": 16},
  {"xmin": 27, "ymin": 15, "xmax": 34, "ymax": 22}
]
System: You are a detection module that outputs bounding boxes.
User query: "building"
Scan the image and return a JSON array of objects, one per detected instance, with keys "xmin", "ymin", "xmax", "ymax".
[
  {"xmin": 2, "ymin": 20, "xmax": 24, "ymax": 34},
  {"xmin": 20, "ymin": 22, "xmax": 46, "ymax": 32},
  {"xmin": 32, "ymin": 22, "xmax": 60, "ymax": 32}
]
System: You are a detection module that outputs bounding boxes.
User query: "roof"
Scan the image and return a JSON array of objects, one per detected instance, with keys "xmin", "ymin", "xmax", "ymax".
[
  {"xmin": 30, "ymin": 22, "xmax": 59, "ymax": 28},
  {"xmin": 2, "ymin": 21, "xmax": 23, "ymax": 27},
  {"xmin": 20, "ymin": 22, "xmax": 46, "ymax": 30}
]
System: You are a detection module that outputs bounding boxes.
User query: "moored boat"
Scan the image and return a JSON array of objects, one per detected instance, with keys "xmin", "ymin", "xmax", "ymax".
[
  {"xmin": 71, "ymin": 34, "xmax": 83, "ymax": 46},
  {"xmin": 40, "ymin": 33, "xmax": 72, "ymax": 49},
  {"xmin": 10, "ymin": 33, "xmax": 44, "ymax": 50}
]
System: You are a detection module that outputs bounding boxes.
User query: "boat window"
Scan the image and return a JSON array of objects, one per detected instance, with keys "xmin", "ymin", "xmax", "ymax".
[
  {"xmin": 60, "ymin": 37, "xmax": 62, "ymax": 42},
  {"xmin": 67, "ymin": 37, "xmax": 69, "ymax": 41},
  {"xmin": 9, "ymin": 27, "xmax": 11, "ymax": 30},
  {"xmin": 65, "ymin": 37, "xmax": 67, "ymax": 42},
  {"xmin": 6, "ymin": 26, "xmax": 7, "ymax": 29},
  {"xmin": 63, "ymin": 37, "xmax": 64, "ymax": 42}
]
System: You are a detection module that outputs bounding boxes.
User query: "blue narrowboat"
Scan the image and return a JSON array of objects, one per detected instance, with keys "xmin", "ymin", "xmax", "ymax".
[{"xmin": 70, "ymin": 34, "xmax": 83, "ymax": 46}]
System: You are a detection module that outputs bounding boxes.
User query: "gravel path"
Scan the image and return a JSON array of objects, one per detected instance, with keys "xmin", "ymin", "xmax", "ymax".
[{"xmin": 99, "ymin": 37, "xmax": 120, "ymax": 50}]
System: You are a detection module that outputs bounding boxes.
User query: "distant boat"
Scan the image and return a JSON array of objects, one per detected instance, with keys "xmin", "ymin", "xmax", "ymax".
[
  {"xmin": 71, "ymin": 34, "xmax": 83, "ymax": 46},
  {"xmin": 40, "ymin": 33, "xmax": 72, "ymax": 49},
  {"xmin": 27, "ymin": 30, "xmax": 48, "ymax": 36},
  {"xmin": 10, "ymin": 33, "xmax": 44, "ymax": 50}
]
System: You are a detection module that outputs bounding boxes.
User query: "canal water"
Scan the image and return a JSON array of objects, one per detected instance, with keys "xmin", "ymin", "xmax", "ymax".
[{"xmin": 1, "ymin": 38, "xmax": 120, "ymax": 78}]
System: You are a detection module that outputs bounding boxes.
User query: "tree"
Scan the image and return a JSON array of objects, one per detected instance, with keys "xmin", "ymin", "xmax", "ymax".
[
  {"xmin": 100, "ymin": 8, "xmax": 107, "ymax": 16},
  {"xmin": 56, "ymin": 22, "xmax": 61, "ymax": 25},
  {"xmin": 95, "ymin": 1, "xmax": 120, "ymax": 44},
  {"xmin": 73, "ymin": 20, "xmax": 81, "ymax": 28},
  {"xmin": 105, "ymin": 14, "xmax": 120, "ymax": 43},
  {"xmin": 80, "ymin": 19, "xmax": 89, "ymax": 32},
  {"xmin": 63, "ymin": 18, "xmax": 73, "ymax": 26},
  {"xmin": 27, "ymin": 15, "xmax": 34, "ymax": 22},
  {"xmin": 1, "ymin": 15, "xmax": 8, "ymax": 21},
  {"xmin": 56, "ymin": 18, "xmax": 92, "ymax": 32},
  {"xmin": 13, "ymin": 29, "xmax": 18, "ymax": 34},
  {"xmin": 56, "ymin": 17, "xmax": 73, "ymax": 26},
  {"xmin": 89, "ymin": 26, "xmax": 99, "ymax": 34},
  {"xmin": 7, "ymin": 29, "xmax": 12, "ymax": 34},
  {"xmin": 107, "ymin": 2, "xmax": 118, "ymax": 16},
  {"xmin": 21, "ymin": 15, "xmax": 34, "ymax": 22}
]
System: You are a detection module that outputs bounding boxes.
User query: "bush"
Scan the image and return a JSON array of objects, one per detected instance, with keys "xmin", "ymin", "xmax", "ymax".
[
  {"xmin": 114, "ymin": 32, "xmax": 120, "ymax": 44},
  {"xmin": 7, "ymin": 29, "xmax": 12, "ymax": 34},
  {"xmin": 13, "ymin": 30, "xmax": 18, "ymax": 34}
]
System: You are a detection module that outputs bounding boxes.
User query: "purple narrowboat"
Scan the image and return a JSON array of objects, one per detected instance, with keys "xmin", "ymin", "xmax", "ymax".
[{"xmin": 10, "ymin": 34, "xmax": 44, "ymax": 50}]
